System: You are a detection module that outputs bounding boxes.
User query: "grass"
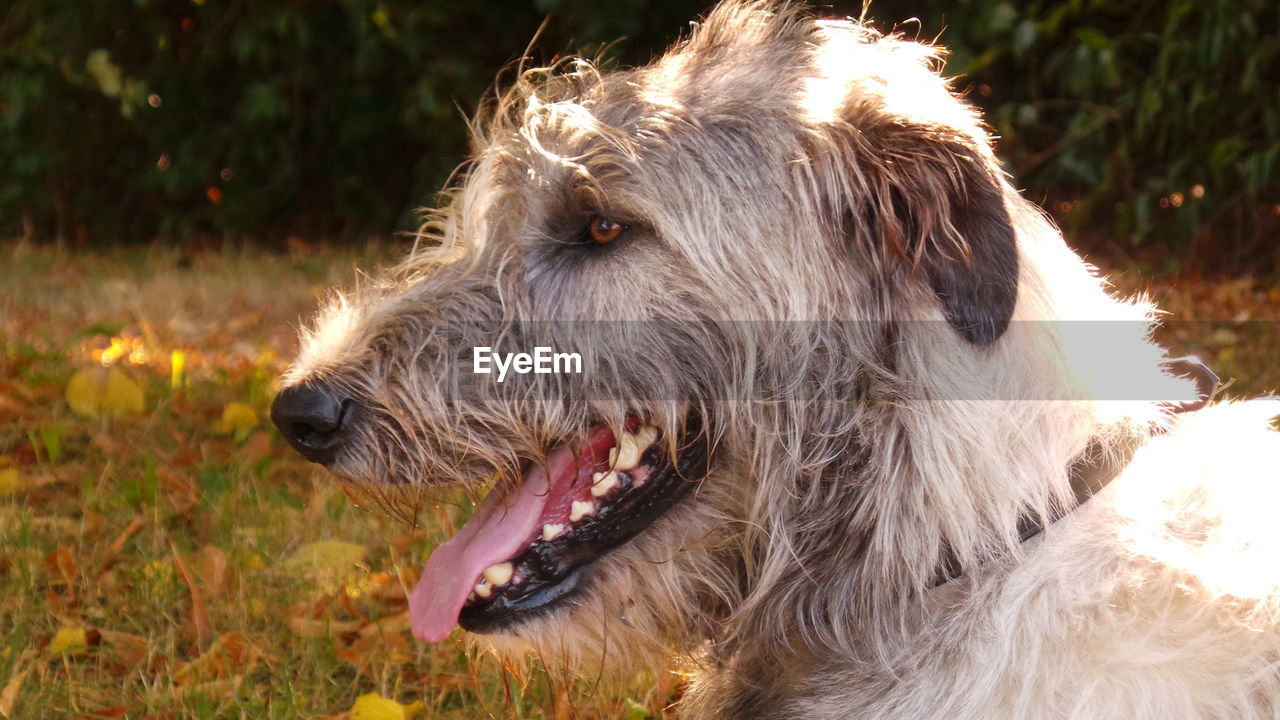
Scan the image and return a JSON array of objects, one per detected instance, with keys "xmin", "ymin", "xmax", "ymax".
[
  {"xmin": 0, "ymin": 240, "xmax": 668, "ymax": 719},
  {"xmin": 0, "ymin": 239, "xmax": 1275, "ymax": 719}
]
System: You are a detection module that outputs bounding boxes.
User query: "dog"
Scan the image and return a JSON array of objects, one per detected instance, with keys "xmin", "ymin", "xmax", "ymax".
[{"xmin": 270, "ymin": 2, "xmax": 1280, "ymax": 717}]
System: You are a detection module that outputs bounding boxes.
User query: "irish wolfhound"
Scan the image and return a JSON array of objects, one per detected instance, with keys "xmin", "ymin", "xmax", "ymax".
[{"xmin": 270, "ymin": 2, "xmax": 1280, "ymax": 717}]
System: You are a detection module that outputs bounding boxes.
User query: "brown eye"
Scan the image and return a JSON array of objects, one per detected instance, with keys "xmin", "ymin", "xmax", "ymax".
[{"xmin": 587, "ymin": 216, "xmax": 626, "ymax": 244}]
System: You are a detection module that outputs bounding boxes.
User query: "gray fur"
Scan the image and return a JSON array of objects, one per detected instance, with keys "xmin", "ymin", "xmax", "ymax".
[{"xmin": 280, "ymin": 3, "xmax": 1280, "ymax": 717}]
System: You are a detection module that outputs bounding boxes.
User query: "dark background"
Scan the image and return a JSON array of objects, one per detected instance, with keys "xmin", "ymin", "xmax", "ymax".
[{"xmin": 2, "ymin": 0, "xmax": 1276, "ymax": 272}]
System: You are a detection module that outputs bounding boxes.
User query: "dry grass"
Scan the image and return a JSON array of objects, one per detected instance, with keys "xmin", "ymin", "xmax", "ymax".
[{"xmin": 0, "ymin": 239, "xmax": 1273, "ymax": 719}]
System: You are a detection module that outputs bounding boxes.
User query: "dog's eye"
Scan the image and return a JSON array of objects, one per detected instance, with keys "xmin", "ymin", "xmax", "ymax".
[{"xmin": 587, "ymin": 216, "xmax": 627, "ymax": 244}]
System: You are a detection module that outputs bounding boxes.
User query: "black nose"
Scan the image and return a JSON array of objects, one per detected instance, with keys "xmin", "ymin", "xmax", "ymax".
[{"xmin": 270, "ymin": 382, "xmax": 350, "ymax": 465}]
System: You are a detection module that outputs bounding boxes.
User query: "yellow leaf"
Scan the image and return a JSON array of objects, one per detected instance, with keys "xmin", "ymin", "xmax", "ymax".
[
  {"xmin": 215, "ymin": 402, "xmax": 258, "ymax": 434},
  {"xmin": 142, "ymin": 559, "xmax": 179, "ymax": 594},
  {"xmin": 49, "ymin": 627, "xmax": 88, "ymax": 655},
  {"xmin": 286, "ymin": 541, "xmax": 368, "ymax": 573},
  {"xmin": 170, "ymin": 349, "xmax": 187, "ymax": 389},
  {"xmin": 65, "ymin": 367, "xmax": 144, "ymax": 417},
  {"xmin": 104, "ymin": 367, "xmax": 145, "ymax": 414},
  {"xmin": 286, "ymin": 540, "xmax": 370, "ymax": 594},
  {"xmin": 0, "ymin": 469, "xmax": 21, "ymax": 497},
  {"xmin": 350, "ymin": 692, "xmax": 423, "ymax": 720}
]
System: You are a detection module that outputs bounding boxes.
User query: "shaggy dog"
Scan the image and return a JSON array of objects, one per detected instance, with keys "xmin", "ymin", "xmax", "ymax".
[{"xmin": 271, "ymin": 2, "xmax": 1280, "ymax": 717}]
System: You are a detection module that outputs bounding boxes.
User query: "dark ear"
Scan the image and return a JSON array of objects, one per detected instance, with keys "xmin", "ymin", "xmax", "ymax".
[
  {"xmin": 919, "ymin": 156, "xmax": 1019, "ymax": 345},
  {"xmin": 881, "ymin": 141, "xmax": 1019, "ymax": 345}
]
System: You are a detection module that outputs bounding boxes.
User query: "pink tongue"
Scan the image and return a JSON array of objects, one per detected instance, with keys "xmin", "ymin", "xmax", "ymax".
[{"xmin": 409, "ymin": 442, "xmax": 585, "ymax": 642}]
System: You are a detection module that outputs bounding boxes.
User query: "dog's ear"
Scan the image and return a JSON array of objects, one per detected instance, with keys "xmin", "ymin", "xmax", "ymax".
[{"xmin": 858, "ymin": 132, "xmax": 1020, "ymax": 346}]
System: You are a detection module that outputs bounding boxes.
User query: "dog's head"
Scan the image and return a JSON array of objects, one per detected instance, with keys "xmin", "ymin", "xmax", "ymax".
[{"xmin": 270, "ymin": 0, "xmax": 1096, "ymax": 672}]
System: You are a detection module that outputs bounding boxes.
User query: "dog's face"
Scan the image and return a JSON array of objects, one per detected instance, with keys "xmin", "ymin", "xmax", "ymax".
[{"xmin": 271, "ymin": 1, "xmax": 1022, "ymax": 669}]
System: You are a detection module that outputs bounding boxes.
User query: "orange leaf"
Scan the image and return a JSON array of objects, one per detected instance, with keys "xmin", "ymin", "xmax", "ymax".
[
  {"xmin": 98, "ymin": 629, "xmax": 150, "ymax": 669},
  {"xmin": 196, "ymin": 546, "xmax": 229, "ymax": 599},
  {"xmin": 170, "ymin": 542, "xmax": 213, "ymax": 650},
  {"xmin": 45, "ymin": 546, "xmax": 77, "ymax": 591},
  {"xmin": 0, "ymin": 670, "xmax": 26, "ymax": 718},
  {"xmin": 356, "ymin": 611, "xmax": 410, "ymax": 641},
  {"xmin": 173, "ymin": 632, "xmax": 255, "ymax": 686}
]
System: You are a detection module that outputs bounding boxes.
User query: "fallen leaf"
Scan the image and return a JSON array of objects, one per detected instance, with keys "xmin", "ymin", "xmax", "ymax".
[
  {"xmin": 0, "ymin": 469, "xmax": 20, "ymax": 498},
  {"xmin": 338, "ymin": 627, "xmax": 411, "ymax": 675},
  {"xmin": 66, "ymin": 367, "xmax": 145, "ymax": 417},
  {"xmin": 45, "ymin": 546, "xmax": 78, "ymax": 592},
  {"xmin": 356, "ymin": 612, "xmax": 410, "ymax": 641},
  {"xmin": 170, "ymin": 542, "xmax": 213, "ymax": 650},
  {"xmin": 0, "ymin": 670, "xmax": 26, "ymax": 718},
  {"xmin": 240, "ymin": 430, "xmax": 272, "ymax": 468},
  {"xmin": 214, "ymin": 402, "xmax": 257, "ymax": 434},
  {"xmin": 142, "ymin": 559, "xmax": 179, "ymax": 594},
  {"xmin": 170, "ymin": 675, "xmax": 244, "ymax": 699},
  {"xmin": 49, "ymin": 627, "xmax": 88, "ymax": 655},
  {"xmin": 97, "ymin": 629, "xmax": 150, "ymax": 669},
  {"xmin": 196, "ymin": 545, "xmax": 229, "ymax": 598},
  {"xmin": 287, "ymin": 541, "xmax": 368, "ymax": 569},
  {"xmin": 286, "ymin": 540, "xmax": 369, "ymax": 592},
  {"xmin": 173, "ymin": 632, "xmax": 255, "ymax": 686},
  {"xmin": 349, "ymin": 692, "xmax": 423, "ymax": 720}
]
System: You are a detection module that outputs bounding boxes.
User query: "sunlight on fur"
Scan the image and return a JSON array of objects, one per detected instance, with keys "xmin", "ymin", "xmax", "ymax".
[{"xmin": 272, "ymin": 2, "xmax": 1280, "ymax": 718}]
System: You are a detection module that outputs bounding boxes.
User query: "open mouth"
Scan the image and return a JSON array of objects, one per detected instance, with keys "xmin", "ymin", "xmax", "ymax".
[{"xmin": 408, "ymin": 419, "xmax": 708, "ymax": 641}]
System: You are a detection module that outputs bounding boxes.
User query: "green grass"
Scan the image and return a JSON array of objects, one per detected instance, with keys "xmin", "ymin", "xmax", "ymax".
[{"xmin": 0, "ymin": 240, "xmax": 669, "ymax": 719}]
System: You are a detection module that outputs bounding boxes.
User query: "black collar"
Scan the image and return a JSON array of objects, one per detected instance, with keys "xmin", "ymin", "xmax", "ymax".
[{"xmin": 930, "ymin": 357, "xmax": 1220, "ymax": 588}]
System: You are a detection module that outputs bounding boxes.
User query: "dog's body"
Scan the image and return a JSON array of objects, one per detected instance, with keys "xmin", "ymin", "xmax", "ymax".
[
  {"xmin": 686, "ymin": 398, "xmax": 1280, "ymax": 719},
  {"xmin": 272, "ymin": 3, "xmax": 1280, "ymax": 717}
]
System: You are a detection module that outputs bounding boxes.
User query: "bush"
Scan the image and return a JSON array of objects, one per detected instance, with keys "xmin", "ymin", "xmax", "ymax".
[
  {"xmin": 876, "ymin": 0, "xmax": 1279, "ymax": 268},
  {"xmin": 0, "ymin": 0, "xmax": 692, "ymax": 242},
  {"xmin": 2, "ymin": 1, "xmax": 1276, "ymax": 269}
]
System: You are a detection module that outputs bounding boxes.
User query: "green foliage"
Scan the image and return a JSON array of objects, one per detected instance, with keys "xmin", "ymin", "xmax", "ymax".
[
  {"xmin": 0, "ymin": 0, "xmax": 695, "ymax": 242},
  {"xmin": 1, "ymin": 1, "xmax": 1276, "ymax": 267},
  {"xmin": 875, "ymin": 0, "xmax": 1279, "ymax": 265}
]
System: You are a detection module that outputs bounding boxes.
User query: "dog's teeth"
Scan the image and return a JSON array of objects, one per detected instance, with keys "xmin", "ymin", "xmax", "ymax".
[
  {"xmin": 542, "ymin": 523, "xmax": 565, "ymax": 541},
  {"xmin": 482, "ymin": 562, "xmax": 514, "ymax": 586},
  {"xmin": 570, "ymin": 500, "xmax": 596, "ymax": 522},
  {"xmin": 613, "ymin": 433, "xmax": 643, "ymax": 470},
  {"xmin": 637, "ymin": 425, "xmax": 659, "ymax": 448},
  {"xmin": 474, "ymin": 581, "xmax": 492, "ymax": 599},
  {"xmin": 613, "ymin": 425, "xmax": 660, "ymax": 471},
  {"xmin": 591, "ymin": 470, "xmax": 620, "ymax": 497}
]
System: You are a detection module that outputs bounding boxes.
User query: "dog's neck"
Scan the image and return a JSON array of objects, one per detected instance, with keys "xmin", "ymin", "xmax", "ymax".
[{"xmin": 930, "ymin": 355, "xmax": 1217, "ymax": 587}]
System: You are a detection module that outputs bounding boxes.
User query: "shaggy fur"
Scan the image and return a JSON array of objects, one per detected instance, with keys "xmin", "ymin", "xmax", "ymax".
[{"xmin": 278, "ymin": 2, "xmax": 1280, "ymax": 717}]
